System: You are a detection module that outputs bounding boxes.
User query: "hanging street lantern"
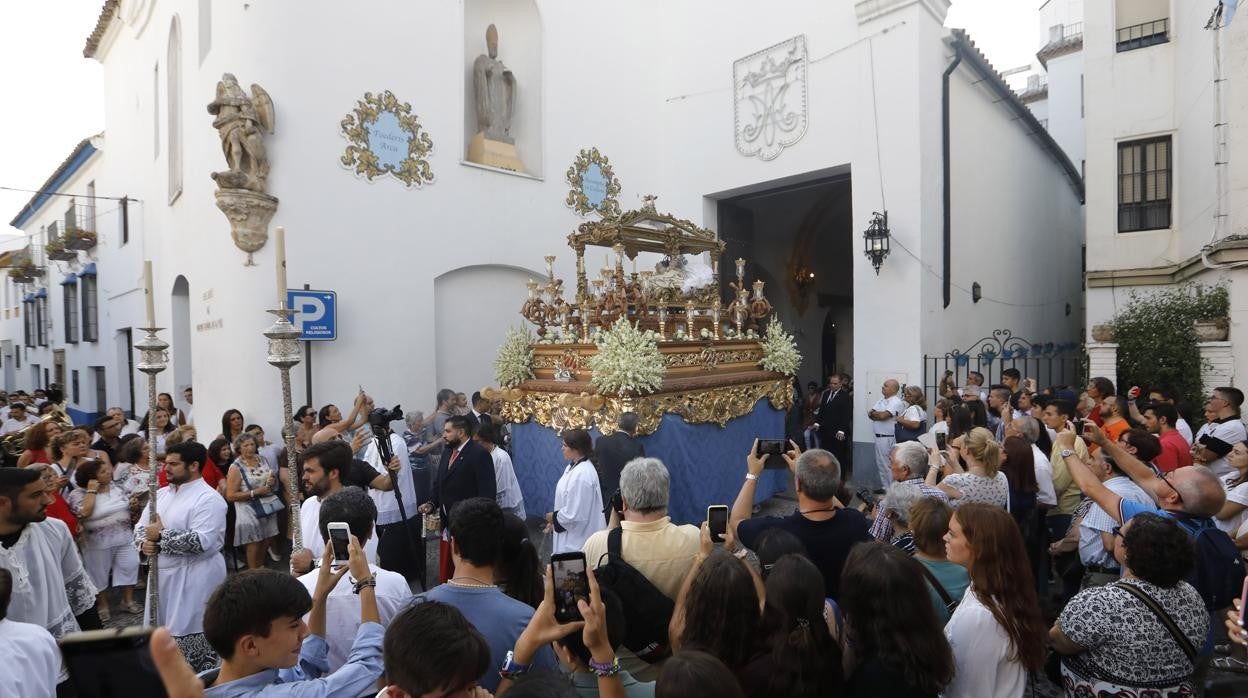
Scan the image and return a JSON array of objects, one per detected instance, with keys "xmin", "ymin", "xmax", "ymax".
[{"xmin": 863, "ymin": 211, "xmax": 891, "ymax": 275}]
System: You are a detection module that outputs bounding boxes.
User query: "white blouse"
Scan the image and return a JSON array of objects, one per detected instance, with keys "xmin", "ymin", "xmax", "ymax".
[{"xmin": 944, "ymin": 587, "xmax": 1027, "ymax": 698}]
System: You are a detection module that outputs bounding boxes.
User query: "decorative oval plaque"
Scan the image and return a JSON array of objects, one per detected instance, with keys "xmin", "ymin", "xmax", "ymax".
[
  {"xmin": 565, "ymin": 147, "xmax": 621, "ymax": 219},
  {"xmin": 340, "ymin": 91, "xmax": 435, "ymax": 188}
]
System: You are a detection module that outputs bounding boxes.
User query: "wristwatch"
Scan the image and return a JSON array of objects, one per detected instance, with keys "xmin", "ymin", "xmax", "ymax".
[
  {"xmin": 745, "ymin": 473, "xmax": 759, "ymax": 481},
  {"xmin": 499, "ymin": 650, "xmax": 532, "ymax": 680},
  {"xmin": 1060, "ymin": 449, "xmax": 1075, "ymax": 459}
]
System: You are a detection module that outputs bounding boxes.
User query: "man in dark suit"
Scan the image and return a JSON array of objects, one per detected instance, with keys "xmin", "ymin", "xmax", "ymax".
[
  {"xmin": 814, "ymin": 373, "xmax": 853, "ymax": 476},
  {"xmin": 591, "ymin": 412, "xmax": 645, "ymax": 515},
  {"xmin": 419, "ymin": 415, "xmax": 496, "ymax": 583},
  {"xmin": 466, "ymin": 391, "xmax": 493, "ymax": 435}
]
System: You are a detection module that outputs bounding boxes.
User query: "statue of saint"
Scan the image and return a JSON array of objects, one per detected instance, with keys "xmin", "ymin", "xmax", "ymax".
[
  {"xmin": 207, "ymin": 74, "xmax": 275, "ymax": 192},
  {"xmin": 473, "ymin": 24, "xmax": 516, "ymax": 144}
]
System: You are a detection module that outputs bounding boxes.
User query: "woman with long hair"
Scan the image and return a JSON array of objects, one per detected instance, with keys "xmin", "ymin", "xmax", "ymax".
[
  {"xmin": 943, "ymin": 503, "xmax": 1047, "ymax": 697},
  {"xmin": 927, "ymin": 427, "xmax": 1009, "ymax": 509},
  {"xmin": 1001, "ymin": 435, "xmax": 1039, "ymax": 526},
  {"xmin": 1215, "ymin": 440, "xmax": 1248, "ymax": 537},
  {"xmin": 909, "ymin": 497, "xmax": 969, "ymax": 624},
  {"xmin": 673, "ymin": 547, "xmax": 764, "ymax": 682},
  {"xmin": 496, "ymin": 513, "xmax": 542, "ymax": 609},
  {"xmin": 947, "ymin": 405, "xmax": 975, "ymax": 442},
  {"xmin": 545, "ymin": 428, "xmax": 603, "ymax": 554},
  {"xmin": 656, "ymin": 650, "xmax": 746, "ymax": 698},
  {"xmin": 138, "ymin": 406, "xmax": 176, "ymax": 457},
  {"xmin": 293, "ymin": 405, "xmax": 316, "ymax": 452},
  {"xmin": 156, "ymin": 392, "xmax": 186, "ymax": 427},
  {"xmin": 17, "ymin": 419, "xmax": 64, "ymax": 467},
  {"xmin": 755, "ymin": 554, "xmax": 843, "ymax": 697},
  {"xmin": 840, "ymin": 542, "xmax": 955, "ymax": 697},
  {"xmin": 223, "ymin": 432, "xmax": 280, "ymax": 569},
  {"xmin": 219, "ymin": 408, "xmax": 245, "ymax": 445}
]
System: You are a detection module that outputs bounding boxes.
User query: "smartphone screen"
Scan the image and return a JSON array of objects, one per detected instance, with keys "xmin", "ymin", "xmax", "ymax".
[
  {"xmin": 1074, "ymin": 420, "xmax": 1085, "ymax": 437},
  {"xmin": 935, "ymin": 432, "xmax": 947, "ymax": 451},
  {"xmin": 707, "ymin": 505, "xmax": 728, "ymax": 543},
  {"xmin": 328, "ymin": 524, "xmax": 351, "ymax": 566},
  {"xmin": 61, "ymin": 627, "xmax": 166, "ymax": 698},
  {"xmin": 551, "ymin": 552, "xmax": 589, "ymax": 623},
  {"xmin": 756, "ymin": 439, "xmax": 788, "ymax": 467},
  {"xmin": 1240, "ymin": 576, "xmax": 1248, "ymax": 624}
]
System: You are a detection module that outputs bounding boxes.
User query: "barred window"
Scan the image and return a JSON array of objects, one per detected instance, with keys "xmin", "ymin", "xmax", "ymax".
[
  {"xmin": 64, "ymin": 283, "xmax": 79, "ymax": 343},
  {"xmin": 1118, "ymin": 136, "xmax": 1171, "ymax": 232},
  {"xmin": 81, "ymin": 275, "xmax": 99, "ymax": 342}
]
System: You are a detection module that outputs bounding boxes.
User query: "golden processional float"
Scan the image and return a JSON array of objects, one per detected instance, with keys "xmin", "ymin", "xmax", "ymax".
[{"xmin": 487, "ymin": 197, "xmax": 798, "ymax": 437}]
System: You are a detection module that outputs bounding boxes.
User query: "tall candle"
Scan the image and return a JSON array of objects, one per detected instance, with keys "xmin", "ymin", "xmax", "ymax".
[
  {"xmin": 275, "ymin": 226, "xmax": 288, "ymax": 307},
  {"xmin": 143, "ymin": 260, "xmax": 155, "ymax": 327}
]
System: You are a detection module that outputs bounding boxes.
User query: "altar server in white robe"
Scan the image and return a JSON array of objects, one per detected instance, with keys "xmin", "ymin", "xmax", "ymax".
[
  {"xmin": 135, "ymin": 441, "xmax": 227, "ymax": 673},
  {"xmin": 546, "ymin": 428, "xmax": 605, "ymax": 554},
  {"xmin": 0, "ymin": 468, "xmax": 97, "ymax": 686},
  {"xmin": 0, "ymin": 568, "xmax": 61, "ymax": 698}
]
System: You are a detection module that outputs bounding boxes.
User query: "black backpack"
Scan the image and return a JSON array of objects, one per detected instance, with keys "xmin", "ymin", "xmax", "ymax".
[
  {"xmin": 591, "ymin": 526, "xmax": 675, "ymax": 664},
  {"xmin": 1173, "ymin": 513, "xmax": 1246, "ymax": 611}
]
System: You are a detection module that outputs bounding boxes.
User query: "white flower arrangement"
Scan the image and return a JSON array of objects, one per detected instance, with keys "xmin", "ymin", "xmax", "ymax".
[
  {"xmin": 588, "ymin": 317, "xmax": 665, "ymax": 395},
  {"xmin": 494, "ymin": 326, "xmax": 536, "ymax": 388},
  {"xmin": 759, "ymin": 316, "xmax": 801, "ymax": 376}
]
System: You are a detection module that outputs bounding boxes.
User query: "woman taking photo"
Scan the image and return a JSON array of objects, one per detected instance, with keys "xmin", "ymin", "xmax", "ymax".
[
  {"xmin": 840, "ymin": 542, "xmax": 955, "ymax": 697},
  {"xmin": 942, "ymin": 503, "xmax": 1047, "ymax": 697},
  {"xmin": 219, "ymin": 408, "xmax": 245, "ymax": 445},
  {"xmin": 223, "ymin": 432, "xmax": 281, "ymax": 570},
  {"xmin": 17, "ymin": 419, "xmax": 63, "ymax": 467},
  {"xmin": 545, "ymin": 428, "xmax": 603, "ymax": 554},
  {"xmin": 1051, "ymin": 513, "xmax": 1208, "ymax": 693},
  {"xmin": 67, "ymin": 460, "xmax": 141, "ymax": 621},
  {"xmin": 927, "ymin": 427, "xmax": 1009, "ymax": 509}
]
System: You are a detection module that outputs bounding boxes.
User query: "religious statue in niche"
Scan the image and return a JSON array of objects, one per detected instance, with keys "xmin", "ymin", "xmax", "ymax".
[
  {"xmin": 207, "ymin": 73, "xmax": 277, "ymax": 263},
  {"xmin": 467, "ymin": 24, "xmax": 526, "ymax": 172}
]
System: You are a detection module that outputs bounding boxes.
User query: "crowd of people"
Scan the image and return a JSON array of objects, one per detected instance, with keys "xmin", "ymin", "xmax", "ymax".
[{"xmin": 1, "ymin": 373, "xmax": 1248, "ymax": 697}]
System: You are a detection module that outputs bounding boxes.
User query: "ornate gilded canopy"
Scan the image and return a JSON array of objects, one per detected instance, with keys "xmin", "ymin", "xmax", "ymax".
[{"xmin": 567, "ymin": 206, "xmax": 726, "ymax": 261}]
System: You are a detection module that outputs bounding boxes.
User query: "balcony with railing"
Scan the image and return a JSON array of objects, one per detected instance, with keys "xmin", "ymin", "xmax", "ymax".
[
  {"xmin": 1037, "ymin": 22, "xmax": 1084, "ymax": 66},
  {"xmin": 1116, "ymin": 18, "xmax": 1168, "ymax": 52}
]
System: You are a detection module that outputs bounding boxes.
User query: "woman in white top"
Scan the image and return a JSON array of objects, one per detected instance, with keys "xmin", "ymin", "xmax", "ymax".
[
  {"xmin": 545, "ymin": 428, "xmax": 604, "ymax": 554},
  {"xmin": 943, "ymin": 502, "xmax": 1047, "ymax": 697},
  {"xmin": 1215, "ymin": 440, "xmax": 1248, "ymax": 537},
  {"xmin": 895, "ymin": 385, "xmax": 928, "ymax": 443},
  {"xmin": 67, "ymin": 459, "xmax": 141, "ymax": 621},
  {"xmin": 927, "ymin": 427, "xmax": 1010, "ymax": 509}
]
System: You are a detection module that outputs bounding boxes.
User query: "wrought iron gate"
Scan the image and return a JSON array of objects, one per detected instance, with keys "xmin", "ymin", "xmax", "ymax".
[{"xmin": 922, "ymin": 329, "xmax": 1087, "ymax": 400}]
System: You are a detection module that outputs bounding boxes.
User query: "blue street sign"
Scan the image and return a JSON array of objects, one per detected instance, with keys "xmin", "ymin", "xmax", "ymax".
[{"xmin": 287, "ymin": 289, "xmax": 337, "ymax": 341}]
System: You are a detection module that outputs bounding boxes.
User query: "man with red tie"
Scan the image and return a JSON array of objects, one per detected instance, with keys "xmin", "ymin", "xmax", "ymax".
[{"xmin": 419, "ymin": 415, "xmax": 495, "ymax": 583}]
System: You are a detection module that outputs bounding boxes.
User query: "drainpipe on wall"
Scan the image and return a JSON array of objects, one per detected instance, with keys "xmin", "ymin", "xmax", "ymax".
[{"xmin": 942, "ymin": 43, "xmax": 964, "ymax": 309}]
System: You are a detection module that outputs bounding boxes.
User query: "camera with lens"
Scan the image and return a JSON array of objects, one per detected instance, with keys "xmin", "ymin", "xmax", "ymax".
[{"xmin": 368, "ymin": 405, "xmax": 404, "ymax": 431}]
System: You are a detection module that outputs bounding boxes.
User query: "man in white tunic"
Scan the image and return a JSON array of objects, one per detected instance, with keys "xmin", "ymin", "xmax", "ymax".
[
  {"xmin": 475, "ymin": 422, "xmax": 526, "ymax": 519},
  {"xmin": 0, "ymin": 468, "xmax": 98, "ymax": 688},
  {"xmin": 547, "ymin": 429, "xmax": 604, "ymax": 554},
  {"xmin": 135, "ymin": 441, "xmax": 226, "ymax": 673},
  {"xmin": 0, "ymin": 568, "xmax": 61, "ymax": 698},
  {"xmin": 867, "ymin": 379, "xmax": 905, "ymax": 490}
]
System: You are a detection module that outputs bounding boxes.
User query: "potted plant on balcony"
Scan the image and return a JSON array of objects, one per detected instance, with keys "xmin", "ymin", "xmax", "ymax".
[
  {"xmin": 45, "ymin": 238, "xmax": 77, "ymax": 262},
  {"xmin": 64, "ymin": 228, "xmax": 97, "ymax": 251},
  {"xmin": 7, "ymin": 259, "xmax": 40, "ymax": 283},
  {"xmin": 1192, "ymin": 283, "xmax": 1230, "ymax": 342}
]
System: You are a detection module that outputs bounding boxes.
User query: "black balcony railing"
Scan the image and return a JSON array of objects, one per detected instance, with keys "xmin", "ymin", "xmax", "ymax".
[{"xmin": 1116, "ymin": 18, "xmax": 1169, "ymax": 52}]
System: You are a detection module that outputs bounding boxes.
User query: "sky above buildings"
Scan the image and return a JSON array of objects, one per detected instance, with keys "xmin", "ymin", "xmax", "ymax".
[{"xmin": 0, "ymin": 0, "xmax": 1038, "ymax": 243}]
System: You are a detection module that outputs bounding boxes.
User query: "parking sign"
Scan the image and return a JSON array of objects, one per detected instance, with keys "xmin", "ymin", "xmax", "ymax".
[{"xmin": 287, "ymin": 289, "xmax": 337, "ymax": 341}]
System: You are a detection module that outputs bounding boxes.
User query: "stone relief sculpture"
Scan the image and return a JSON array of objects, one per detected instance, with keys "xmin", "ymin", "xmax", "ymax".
[
  {"xmin": 207, "ymin": 73, "xmax": 278, "ymax": 263},
  {"xmin": 467, "ymin": 24, "xmax": 525, "ymax": 172}
]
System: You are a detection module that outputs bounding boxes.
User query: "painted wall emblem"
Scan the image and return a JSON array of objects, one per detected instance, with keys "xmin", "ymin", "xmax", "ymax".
[
  {"xmin": 565, "ymin": 147, "xmax": 622, "ymax": 218},
  {"xmin": 733, "ymin": 35, "xmax": 808, "ymax": 161},
  {"xmin": 340, "ymin": 91, "xmax": 434, "ymax": 187}
]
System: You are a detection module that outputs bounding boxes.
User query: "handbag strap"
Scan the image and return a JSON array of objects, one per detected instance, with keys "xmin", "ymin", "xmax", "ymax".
[
  {"xmin": 1113, "ymin": 581, "xmax": 1198, "ymax": 664},
  {"xmin": 916, "ymin": 561, "xmax": 955, "ymax": 607}
]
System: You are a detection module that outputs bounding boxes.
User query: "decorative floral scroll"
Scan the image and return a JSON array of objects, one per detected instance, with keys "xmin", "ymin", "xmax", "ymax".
[{"xmin": 340, "ymin": 91, "xmax": 434, "ymax": 187}]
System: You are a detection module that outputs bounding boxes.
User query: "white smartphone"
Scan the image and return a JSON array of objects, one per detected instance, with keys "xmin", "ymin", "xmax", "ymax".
[{"xmin": 327, "ymin": 522, "xmax": 351, "ymax": 568}]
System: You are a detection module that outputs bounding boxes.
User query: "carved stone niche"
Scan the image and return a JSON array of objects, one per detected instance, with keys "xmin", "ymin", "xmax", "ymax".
[{"xmin": 214, "ymin": 189, "xmax": 279, "ymax": 260}]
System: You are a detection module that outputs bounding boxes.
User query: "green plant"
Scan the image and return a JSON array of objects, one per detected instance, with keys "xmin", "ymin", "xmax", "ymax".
[
  {"xmin": 588, "ymin": 317, "xmax": 665, "ymax": 395},
  {"xmin": 759, "ymin": 316, "xmax": 802, "ymax": 376},
  {"xmin": 494, "ymin": 326, "xmax": 536, "ymax": 388},
  {"xmin": 1191, "ymin": 282, "xmax": 1229, "ymax": 324},
  {"xmin": 1110, "ymin": 285, "xmax": 1208, "ymax": 420}
]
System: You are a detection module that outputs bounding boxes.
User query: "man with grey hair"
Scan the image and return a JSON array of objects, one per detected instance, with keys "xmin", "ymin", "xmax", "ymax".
[
  {"xmin": 868, "ymin": 441, "xmax": 947, "ymax": 541},
  {"xmin": 732, "ymin": 441, "xmax": 871, "ymax": 599},
  {"xmin": 1006, "ymin": 416, "xmax": 1057, "ymax": 508},
  {"xmin": 867, "ymin": 379, "xmax": 905, "ymax": 490},
  {"xmin": 591, "ymin": 412, "xmax": 646, "ymax": 515},
  {"xmin": 107, "ymin": 406, "xmax": 141, "ymax": 436}
]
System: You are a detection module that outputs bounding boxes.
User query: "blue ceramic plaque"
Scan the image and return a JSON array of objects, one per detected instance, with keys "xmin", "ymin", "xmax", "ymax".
[
  {"xmin": 583, "ymin": 163, "xmax": 608, "ymax": 209},
  {"xmin": 366, "ymin": 111, "xmax": 411, "ymax": 171}
]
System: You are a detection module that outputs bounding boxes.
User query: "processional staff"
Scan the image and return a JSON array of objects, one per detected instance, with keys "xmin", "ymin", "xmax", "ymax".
[
  {"xmin": 263, "ymin": 226, "xmax": 304, "ymax": 564},
  {"xmin": 137, "ymin": 260, "xmax": 169, "ymax": 627}
]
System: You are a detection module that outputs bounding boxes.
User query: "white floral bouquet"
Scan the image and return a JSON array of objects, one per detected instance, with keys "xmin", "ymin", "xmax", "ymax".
[
  {"xmin": 494, "ymin": 326, "xmax": 536, "ymax": 388},
  {"xmin": 588, "ymin": 317, "xmax": 665, "ymax": 395},
  {"xmin": 759, "ymin": 316, "xmax": 801, "ymax": 376}
]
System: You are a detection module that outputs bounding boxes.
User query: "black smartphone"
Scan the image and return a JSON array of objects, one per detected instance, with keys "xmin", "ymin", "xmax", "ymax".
[
  {"xmin": 551, "ymin": 552, "xmax": 590, "ymax": 623},
  {"xmin": 707, "ymin": 504, "xmax": 728, "ymax": 543},
  {"xmin": 935, "ymin": 432, "xmax": 947, "ymax": 451},
  {"xmin": 60, "ymin": 626, "xmax": 167, "ymax": 698},
  {"xmin": 856, "ymin": 488, "xmax": 879, "ymax": 510},
  {"xmin": 328, "ymin": 521, "xmax": 351, "ymax": 568},
  {"xmin": 1074, "ymin": 420, "xmax": 1085, "ymax": 437},
  {"xmin": 609, "ymin": 489, "xmax": 624, "ymax": 516}
]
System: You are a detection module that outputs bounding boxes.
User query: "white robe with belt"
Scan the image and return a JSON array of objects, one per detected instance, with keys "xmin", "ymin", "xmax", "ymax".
[
  {"xmin": 134, "ymin": 477, "xmax": 226, "ymax": 637},
  {"xmin": 552, "ymin": 459, "xmax": 604, "ymax": 554}
]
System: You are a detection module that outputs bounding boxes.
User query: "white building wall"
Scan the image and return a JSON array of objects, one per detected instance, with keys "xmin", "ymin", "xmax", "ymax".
[{"xmin": 48, "ymin": 0, "xmax": 1084, "ymax": 457}]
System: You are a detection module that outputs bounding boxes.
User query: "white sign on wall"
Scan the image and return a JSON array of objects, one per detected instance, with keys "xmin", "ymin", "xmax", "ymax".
[{"xmin": 733, "ymin": 35, "xmax": 809, "ymax": 161}]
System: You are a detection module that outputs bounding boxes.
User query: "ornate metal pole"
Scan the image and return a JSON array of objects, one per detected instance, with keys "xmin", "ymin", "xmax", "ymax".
[
  {"xmin": 135, "ymin": 326, "xmax": 168, "ymax": 628},
  {"xmin": 264, "ymin": 305, "xmax": 303, "ymax": 562}
]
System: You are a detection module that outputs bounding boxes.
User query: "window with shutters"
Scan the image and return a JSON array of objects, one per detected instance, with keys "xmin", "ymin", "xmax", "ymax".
[
  {"xmin": 64, "ymin": 283, "xmax": 79, "ymax": 343},
  {"xmin": 1118, "ymin": 136, "xmax": 1172, "ymax": 232},
  {"xmin": 81, "ymin": 275, "xmax": 98, "ymax": 342}
]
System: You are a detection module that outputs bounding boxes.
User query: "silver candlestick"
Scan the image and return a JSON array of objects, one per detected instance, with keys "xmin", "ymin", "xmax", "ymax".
[
  {"xmin": 264, "ymin": 305, "xmax": 303, "ymax": 561},
  {"xmin": 135, "ymin": 326, "xmax": 168, "ymax": 628}
]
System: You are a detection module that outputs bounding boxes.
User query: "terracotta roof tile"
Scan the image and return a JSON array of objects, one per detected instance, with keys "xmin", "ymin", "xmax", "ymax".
[{"xmin": 83, "ymin": 0, "xmax": 120, "ymax": 59}]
